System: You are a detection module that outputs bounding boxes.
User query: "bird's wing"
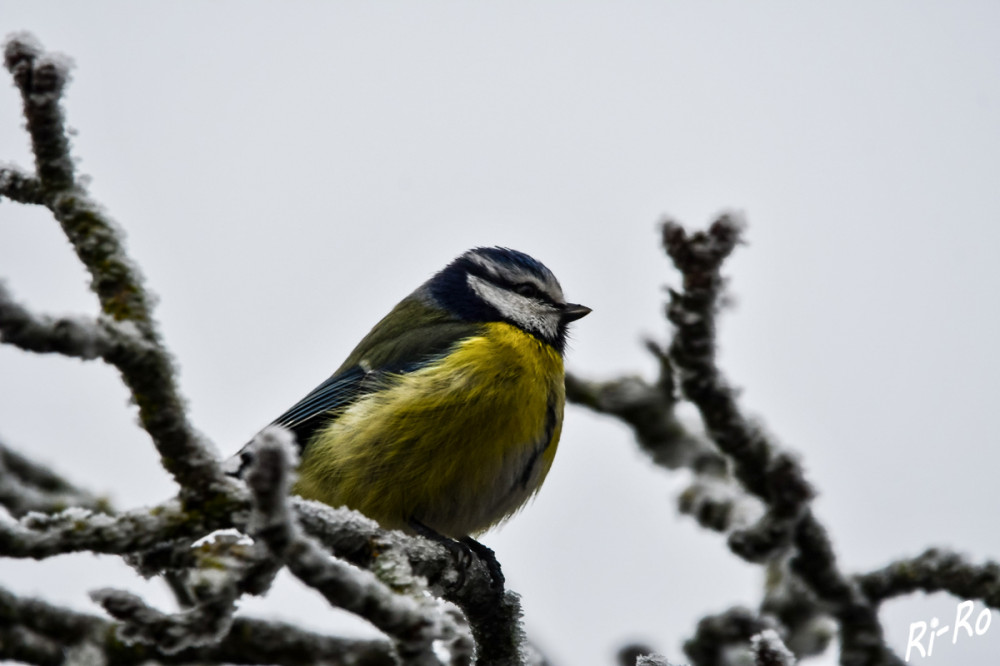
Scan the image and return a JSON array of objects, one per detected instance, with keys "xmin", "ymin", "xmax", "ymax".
[
  {"xmin": 271, "ymin": 365, "xmax": 369, "ymax": 436},
  {"xmin": 272, "ymin": 296, "xmax": 483, "ymax": 451}
]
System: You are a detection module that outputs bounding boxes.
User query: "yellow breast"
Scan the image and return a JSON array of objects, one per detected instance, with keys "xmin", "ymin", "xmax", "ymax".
[{"xmin": 294, "ymin": 322, "xmax": 566, "ymax": 537}]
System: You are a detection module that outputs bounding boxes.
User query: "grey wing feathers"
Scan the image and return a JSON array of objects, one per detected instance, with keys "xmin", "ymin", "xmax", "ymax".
[
  {"xmin": 224, "ymin": 366, "xmax": 373, "ymax": 478},
  {"xmin": 273, "ymin": 367, "xmax": 368, "ymax": 434}
]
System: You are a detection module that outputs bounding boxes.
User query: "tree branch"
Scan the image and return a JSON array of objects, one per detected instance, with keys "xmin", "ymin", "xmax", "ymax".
[
  {"xmin": 661, "ymin": 215, "xmax": 901, "ymax": 666},
  {"xmin": 0, "ymin": 166, "xmax": 45, "ymax": 205},
  {"xmin": 856, "ymin": 548, "xmax": 1000, "ymax": 609},
  {"xmin": 1, "ymin": 34, "xmax": 228, "ymax": 500},
  {"xmin": 0, "ymin": 583, "xmax": 396, "ymax": 665},
  {"xmin": 244, "ymin": 427, "xmax": 471, "ymax": 665},
  {"xmin": 0, "ymin": 498, "xmax": 229, "ymax": 559},
  {"xmin": 0, "ymin": 437, "xmax": 109, "ymax": 516},
  {"xmin": 751, "ymin": 629, "xmax": 797, "ymax": 666},
  {"xmin": 3, "ymin": 35, "xmax": 74, "ymax": 189}
]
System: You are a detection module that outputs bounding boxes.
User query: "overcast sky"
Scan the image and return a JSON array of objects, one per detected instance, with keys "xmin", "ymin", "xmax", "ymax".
[{"xmin": 2, "ymin": 2, "xmax": 1000, "ymax": 664}]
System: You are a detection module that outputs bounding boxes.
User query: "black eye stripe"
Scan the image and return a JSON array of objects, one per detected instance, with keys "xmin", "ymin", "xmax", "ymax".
[
  {"xmin": 463, "ymin": 260, "xmax": 559, "ymax": 306},
  {"xmin": 514, "ymin": 283, "xmax": 540, "ymax": 297},
  {"xmin": 510, "ymin": 281, "xmax": 561, "ymax": 306}
]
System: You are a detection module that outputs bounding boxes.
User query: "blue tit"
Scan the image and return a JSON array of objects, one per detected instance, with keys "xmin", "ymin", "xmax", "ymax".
[{"xmin": 233, "ymin": 247, "xmax": 589, "ymax": 543}]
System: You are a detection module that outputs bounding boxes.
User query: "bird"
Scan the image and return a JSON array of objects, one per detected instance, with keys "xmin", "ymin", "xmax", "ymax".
[{"xmin": 230, "ymin": 247, "xmax": 589, "ymax": 574}]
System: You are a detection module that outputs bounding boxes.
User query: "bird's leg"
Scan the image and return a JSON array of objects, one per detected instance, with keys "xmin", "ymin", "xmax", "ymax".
[
  {"xmin": 459, "ymin": 535, "xmax": 505, "ymax": 590},
  {"xmin": 408, "ymin": 519, "xmax": 505, "ymax": 591}
]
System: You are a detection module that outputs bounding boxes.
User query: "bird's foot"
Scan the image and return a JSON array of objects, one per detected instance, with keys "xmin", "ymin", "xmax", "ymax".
[
  {"xmin": 409, "ymin": 519, "xmax": 505, "ymax": 592},
  {"xmin": 459, "ymin": 536, "xmax": 505, "ymax": 590}
]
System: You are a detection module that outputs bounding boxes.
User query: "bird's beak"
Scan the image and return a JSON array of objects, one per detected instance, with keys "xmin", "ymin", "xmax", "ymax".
[{"xmin": 560, "ymin": 303, "xmax": 592, "ymax": 323}]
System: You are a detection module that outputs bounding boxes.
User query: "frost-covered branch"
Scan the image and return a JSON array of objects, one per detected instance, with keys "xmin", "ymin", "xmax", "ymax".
[
  {"xmin": 0, "ymin": 583, "xmax": 396, "ymax": 665},
  {"xmin": 92, "ymin": 587, "xmax": 239, "ymax": 654},
  {"xmin": 0, "ymin": 166, "xmax": 44, "ymax": 204},
  {"xmin": 566, "ymin": 349, "xmax": 763, "ymax": 536},
  {"xmin": 0, "ymin": 498, "xmax": 231, "ymax": 559},
  {"xmin": 566, "ymin": 366, "xmax": 716, "ymax": 472},
  {"xmin": 244, "ymin": 428, "xmax": 474, "ymax": 665},
  {"xmin": 660, "ymin": 215, "xmax": 901, "ymax": 666},
  {"xmin": 3, "ymin": 35, "xmax": 74, "ymax": 189},
  {"xmin": 292, "ymin": 496, "xmax": 526, "ymax": 665},
  {"xmin": 683, "ymin": 606, "xmax": 780, "ymax": 666},
  {"xmin": 751, "ymin": 629, "xmax": 797, "ymax": 666},
  {"xmin": 1, "ymin": 34, "xmax": 227, "ymax": 499},
  {"xmin": 856, "ymin": 548, "xmax": 1000, "ymax": 609},
  {"xmin": 661, "ymin": 216, "xmax": 814, "ymax": 559},
  {"xmin": 0, "ymin": 437, "xmax": 108, "ymax": 516},
  {"xmin": 0, "ymin": 282, "xmax": 146, "ymax": 361}
]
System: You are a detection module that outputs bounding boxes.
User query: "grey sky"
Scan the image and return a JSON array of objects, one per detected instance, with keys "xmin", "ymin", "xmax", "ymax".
[{"xmin": 2, "ymin": 2, "xmax": 999, "ymax": 663}]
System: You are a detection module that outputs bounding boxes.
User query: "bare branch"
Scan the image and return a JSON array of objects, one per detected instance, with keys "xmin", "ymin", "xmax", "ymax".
[
  {"xmin": 92, "ymin": 587, "xmax": 238, "ymax": 654},
  {"xmin": 1, "ymin": 34, "xmax": 228, "ymax": 500},
  {"xmin": 3, "ymin": 34, "xmax": 74, "ymax": 189},
  {"xmin": 0, "ymin": 282, "xmax": 142, "ymax": 360},
  {"xmin": 0, "ymin": 625, "xmax": 65, "ymax": 666},
  {"xmin": 636, "ymin": 655, "xmax": 681, "ymax": 666},
  {"xmin": 0, "ymin": 498, "xmax": 229, "ymax": 559},
  {"xmin": 566, "ymin": 370, "xmax": 716, "ymax": 471},
  {"xmin": 751, "ymin": 629, "xmax": 797, "ymax": 666},
  {"xmin": 567, "ymin": 347, "xmax": 764, "ymax": 539},
  {"xmin": 0, "ymin": 166, "xmax": 45, "ymax": 205},
  {"xmin": 0, "ymin": 583, "xmax": 396, "ymax": 665},
  {"xmin": 856, "ymin": 548, "xmax": 1000, "ymax": 609},
  {"xmin": 292, "ymin": 497, "xmax": 526, "ymax": 665},
  {"xmin": 0, "ymin": 437, "xmax": 109, "ymax": 516},
  {"xmin": 684, "ymin": 606, "xmax": 779, "ymax": 665},
  {"xmin": 661, "ymin": 215, "xmax": 902, "ymax": 666}
]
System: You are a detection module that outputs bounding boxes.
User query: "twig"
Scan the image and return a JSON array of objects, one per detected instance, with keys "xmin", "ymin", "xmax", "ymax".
[
  {"xmin": 662, "ymin": 215, "xmax": 901, "ymax": 666},
  {"xmin": 293, "ymin": 496, "xmax": 525, "ymax": 664},
  {"xmin": 0, "ymin": 437, "xmax": 109, "ymax": 516},
  {"xmin": 0, "ymin": 166, "xmax": 45, "ymax": 205},
  {"xmin": 1, "ymin": 35, "xmax": 227, "ymax": 500},
  {"xmin": 751, "ymin": 629, "xmax": 797, "ymax": 666},
  {"xmin": 92, "ymin": 587, "xmax": 238, "ymax": 654},
  {"xmin": 244, "ymin": 427, "xmax": 463, "ymax": 665},
  {"xmin": 683, "ymin": 606, "xmax": 779, "ymax": 665},
  {"xmin": 0, "ymin": 583, "xmax": 396, "ymax": 665},
  {"xmin": 566, "ymin": 370, "xmax": 717, "ymax": 472},
  {"xmin": 856, "ymin": 548, "xmax": 1000, "ymax": 609},
  {"xmin": 0, "ymin": 498, "xmax": 229, "ymax": 559}
]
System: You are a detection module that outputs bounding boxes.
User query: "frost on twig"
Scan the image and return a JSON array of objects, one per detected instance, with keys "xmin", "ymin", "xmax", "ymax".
[
  {"xmin": 661, "ymin": 215, "xmax": 815, "ymax": 558},
  {"xmin": 566, "ymin": 343, "xmax": 764, "ymax": 539},
  {"xmin": 291, "ymin": 496, "xmax": 526, "ymax": 665},
  {"xmin": 684, "ymin": 606, "xmax": 779, "ymax": 666},
  {"xmin": 91, "ymin": 587, "xmax": 238, "ymax": 654},
  {"xmin": 0, "ymin": 582, "xmax": 396, "ymax": 665},
  {"xmin": 0, "ymin": 437, "xmax": 108, "ymax": 517},
  {"xmin": 856, "ymin": 548, "xmax": 1000, "ymax": 610},
  {"xmin": 751, "ymin": 629, "xmax": 796, "ymax": 666},
  {"xmin": 0, "ymin": 498, "xmax": 230, "ymax": 560},
  {"xmin": 1, "ymin": 34, "xmax": 227, "ymax": 500},
  {"xmin": 635, "ymin": 655, "xmax": 681, "ymax": 666},
  {"xmin": 661, "ymin": 216, "xmax": 901, "ymax": 666}
]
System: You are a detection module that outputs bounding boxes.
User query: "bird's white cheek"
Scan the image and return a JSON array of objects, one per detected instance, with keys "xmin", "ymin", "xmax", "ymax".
[{"xmin": 467, "ymin": 275, "xmax": 560, "ymax": 340}]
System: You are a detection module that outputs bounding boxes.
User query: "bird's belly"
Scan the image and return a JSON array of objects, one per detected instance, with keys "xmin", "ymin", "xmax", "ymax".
[{"xmin": 293, "ymin": 322, "xmax": 565, "ymax": 537}]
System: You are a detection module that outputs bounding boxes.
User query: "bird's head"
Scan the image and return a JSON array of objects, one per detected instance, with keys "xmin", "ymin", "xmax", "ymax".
[{"xmin": 423, "ymin": 247, "xmax": 590, "ymax": 352}]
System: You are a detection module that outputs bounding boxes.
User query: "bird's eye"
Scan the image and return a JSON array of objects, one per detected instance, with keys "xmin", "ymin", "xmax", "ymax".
[{"xmin": 513, "ymin": 283, "xmax": 541, "ymax": 299}]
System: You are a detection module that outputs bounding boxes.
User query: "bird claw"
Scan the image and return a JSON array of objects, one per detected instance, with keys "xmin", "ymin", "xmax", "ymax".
[
  {"xmin": 460, "ymin": 536, "xmax": 505, "ymax": 591},
  {"xmin": 409, "ymin": 519, "xmax": 505, "ymax": 592}
]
